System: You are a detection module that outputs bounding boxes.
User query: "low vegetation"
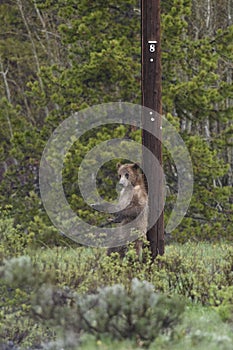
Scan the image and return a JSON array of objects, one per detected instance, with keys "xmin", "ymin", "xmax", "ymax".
[{"xmin": 1, "ymin": 219, "xmax": 233, "ymax": 349}]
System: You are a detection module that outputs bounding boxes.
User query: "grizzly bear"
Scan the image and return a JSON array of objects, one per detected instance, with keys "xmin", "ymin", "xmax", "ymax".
[
  {"xmin": 93, "ymin": 163, "xmax": 148, "ymax": 258},
  {"xmin": 115, "ymin": 162, "xmax": 148, "ymax": 233}
]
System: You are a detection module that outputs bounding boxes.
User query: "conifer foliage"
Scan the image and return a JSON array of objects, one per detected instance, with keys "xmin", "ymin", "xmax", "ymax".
[{"xmin": 0, "ymin": 0, "xmax": 232, "ymax": 242}]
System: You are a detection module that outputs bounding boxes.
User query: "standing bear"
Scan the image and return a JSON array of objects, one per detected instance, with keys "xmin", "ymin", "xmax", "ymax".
[
  {"xmin": 93, "ymin": 163, "xmax": 148, "ymax": 257},
  {"xmin": 115, "ymin": 162, "xmax": 148, "ymax": 234}
]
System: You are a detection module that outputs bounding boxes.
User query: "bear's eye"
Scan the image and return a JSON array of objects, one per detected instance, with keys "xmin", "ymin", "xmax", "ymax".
[
  {"xmin": 118, "ymin": 174, "xmax": 121, "ymax": 179},
  {"xmin": 125, "ymin": 173, "xmax": 129, "ymax": 179}
]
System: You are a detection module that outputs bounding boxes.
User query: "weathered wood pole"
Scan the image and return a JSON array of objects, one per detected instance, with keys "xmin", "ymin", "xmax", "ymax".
[{"xmin": 141, "ymin": 0, "xmax": 164, "ymax": 258}]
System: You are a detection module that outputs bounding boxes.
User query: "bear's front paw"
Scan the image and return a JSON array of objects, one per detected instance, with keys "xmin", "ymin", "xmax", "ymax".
[{"xmin": 91, "ymin": 203, "xmax": 105, "ymax": 211}]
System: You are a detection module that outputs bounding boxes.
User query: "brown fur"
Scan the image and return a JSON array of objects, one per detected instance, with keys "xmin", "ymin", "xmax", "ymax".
[{"xmin": 108, "ymin": 163, "xmax": 148, "ymax": 258}]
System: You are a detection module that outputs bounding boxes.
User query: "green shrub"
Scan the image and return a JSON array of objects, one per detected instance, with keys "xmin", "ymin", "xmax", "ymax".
[
  {"xmin": 0, "ymin": 255, "xmax": 54, "ymax": 349},
  {"xmin": 0, "ymin": 207, "xmax": 34, "ymax": 257},
  {"xmin": 215, "ymin": 286, "xmax": 233, "ymax": 323},
  {"xmin": 0, "ymin": 255, "xmax": 35, "ymax": 287},
  {"xmin": 32, "ymin": 278, "xmax": 185, "ymax": 348}
]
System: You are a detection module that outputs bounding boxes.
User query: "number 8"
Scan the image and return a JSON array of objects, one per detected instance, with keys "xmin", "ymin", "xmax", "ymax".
[{"xmin": 149, "ymin": 44, "xmax": 155, "ymax": 52}]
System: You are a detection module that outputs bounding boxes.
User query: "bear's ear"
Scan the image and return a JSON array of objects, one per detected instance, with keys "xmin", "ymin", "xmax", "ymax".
[
  {"xmin": 116, "ymin": 162, "xmax": 121, "ymax": 169},
  {"xmin": 132, "ymin": 162, "xmax": 140, "ymax": 170}
]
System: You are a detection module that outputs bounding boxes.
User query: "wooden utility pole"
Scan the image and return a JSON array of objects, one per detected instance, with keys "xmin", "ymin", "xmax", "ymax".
[{"xmin": 141, "ymin": 0, "xmax": 164, "ymax": 258}]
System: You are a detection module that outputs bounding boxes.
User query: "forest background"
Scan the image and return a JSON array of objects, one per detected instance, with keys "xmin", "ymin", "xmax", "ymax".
[{"xmin": 0, "ymin": 0, "xmax": 232, "ymax": 244}]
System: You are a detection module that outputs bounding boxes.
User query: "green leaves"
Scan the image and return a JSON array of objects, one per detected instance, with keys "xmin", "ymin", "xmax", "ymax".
[{"xmin": 0, "ymin": 0, "xmax": 232, "ymax": 243}]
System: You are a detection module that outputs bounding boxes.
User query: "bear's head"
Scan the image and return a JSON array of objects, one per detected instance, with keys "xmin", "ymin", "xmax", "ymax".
[{"xmin": 117, "ymin": 163, "xmax": 141, "ymax": 187}]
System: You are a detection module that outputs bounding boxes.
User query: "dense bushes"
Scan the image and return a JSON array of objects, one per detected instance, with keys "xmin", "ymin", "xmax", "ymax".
[{"xmin": 31, "ymin": 279, "xmax": 185, "ymax": 348}]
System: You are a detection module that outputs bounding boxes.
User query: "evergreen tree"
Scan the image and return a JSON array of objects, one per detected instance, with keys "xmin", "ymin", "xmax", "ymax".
[{"xmin": 0, "ymin": 0, "xmax": 232, "ymax": 244}]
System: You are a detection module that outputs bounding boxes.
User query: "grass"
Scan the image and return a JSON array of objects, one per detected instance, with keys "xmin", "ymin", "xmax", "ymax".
[
  {"xmin": 168, "ymin": 305, "xmax": 233, "ymax": 350},
  {"xmin": 1, "ymin": 241, "xmax": 233, "ymax": 349}
]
